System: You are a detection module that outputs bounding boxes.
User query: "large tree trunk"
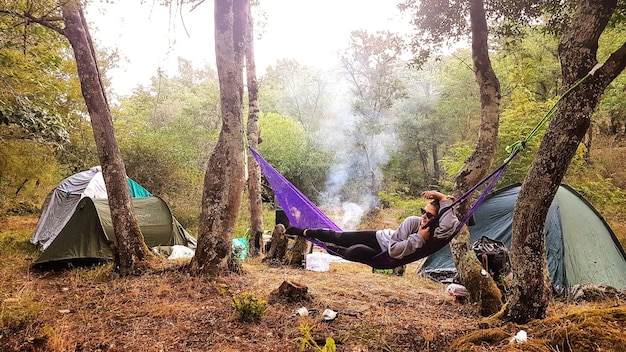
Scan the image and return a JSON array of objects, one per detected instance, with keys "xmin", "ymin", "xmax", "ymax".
[
  {"xmin": 244, "ymin": 0, "xmax": 264, "ymax": 258},
  {"xmin": 61, "ymin": 0, "xmax": 152, "ymax": 275},
  {"xmin": 507, "ymin": 0, "xmax": 625, "ymax": 324},
  {"xmin": 188, "ymin": 0, "xmax": 246, "ymax": 276},
  {"xmin": 449, "ymin": 0, "xmax": 503, "ymax": 316}
]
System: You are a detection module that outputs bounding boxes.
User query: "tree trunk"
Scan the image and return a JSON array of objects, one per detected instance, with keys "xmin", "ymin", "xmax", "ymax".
[
  {"xmin": 431, "ymin": 142, "xmax": 439, "ymax": 181},
  {"xmin": 188, "ymin": 0, "xmax": 246, "ymax": 276},
  {"xmin": 417, "ymin": 142, "xmax": 428, "ymax": 174},
  {"xmin": 61, "ymin": 0, "xmax": 152, "ymax": 275},
  {"xmin": 449, "ymin": 0, "xmax": 503, "ymax": 316},
  {"xmin": 507, "ymin": 0, "xmax": 625, "ymax": 324},
  {"xmin": 244, "ymin": 0, "xmax": 264, "ymax": 258}
]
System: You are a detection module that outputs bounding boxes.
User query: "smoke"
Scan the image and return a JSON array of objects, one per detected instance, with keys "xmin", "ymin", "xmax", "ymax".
[
  {"xmin": 305, "ymin": 61, "xmax": 442, "ymax": 230},
  {"xmin": 312, "ymin": 78, "xmax": 399, "ymax": 230}
]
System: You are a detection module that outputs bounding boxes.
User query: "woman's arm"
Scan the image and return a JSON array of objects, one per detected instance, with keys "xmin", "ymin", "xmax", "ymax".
[
  {"xmin": 433, "ymin": 198, "xmax": 462, "ymax": 238},
  {"xmin": 387, "ymin": 216, "xmax": 428, "ymax": 259},
  {"xmin": 422, "ymin": 190, "xmax": 453, "ymax": 201}
]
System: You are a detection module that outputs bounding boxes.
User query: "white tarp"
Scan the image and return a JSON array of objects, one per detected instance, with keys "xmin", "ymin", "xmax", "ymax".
[{"xmin": 30, "ymin": 167, "xmax": 103, "ymax": 249}]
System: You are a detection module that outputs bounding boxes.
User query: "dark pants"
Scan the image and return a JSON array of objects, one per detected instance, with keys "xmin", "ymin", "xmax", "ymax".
[{"xmin": 307, "ymin": 229, "xmax": 382, "ymax": 261}]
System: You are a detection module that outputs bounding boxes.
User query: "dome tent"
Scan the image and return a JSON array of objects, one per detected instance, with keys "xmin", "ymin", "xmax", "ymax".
[
  {"xmin": 421, "ymin": 184, "xmax": 626, "ymax": 292},
  {"xmin": 31, "ymin": 167, "xmax": 196, "ymax": 267}
]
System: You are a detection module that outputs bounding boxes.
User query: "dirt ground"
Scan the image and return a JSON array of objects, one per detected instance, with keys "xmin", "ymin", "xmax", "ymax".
[{"xmin": 2, "ymin": 216, "xmax": 626, "ymax": 351}]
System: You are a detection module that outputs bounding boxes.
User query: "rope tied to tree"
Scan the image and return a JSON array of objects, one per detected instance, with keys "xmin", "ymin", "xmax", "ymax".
[{"xmin": 442, "ymin": 62, "xmax": 603, "ymax": 240}]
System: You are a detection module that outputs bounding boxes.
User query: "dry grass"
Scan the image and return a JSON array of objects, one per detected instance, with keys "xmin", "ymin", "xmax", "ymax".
[{"xmin": 2, "ymin": 215, "xmax": 626, "ymax": 352}]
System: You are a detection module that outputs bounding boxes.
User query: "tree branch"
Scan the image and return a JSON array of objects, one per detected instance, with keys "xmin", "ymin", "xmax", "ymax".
[
  {"xmin": 594, "ymin": 41, "xmax": 626, "ymax": 89},
  {"xmin": 0, "ymin": 9, "xmax": 65, "ymax": 36}
]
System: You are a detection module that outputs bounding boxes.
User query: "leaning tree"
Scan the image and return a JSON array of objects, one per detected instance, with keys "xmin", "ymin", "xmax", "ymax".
[
  {"xmin": 1, "ymin": 0, "xmax": 153, "ymax": 275},
  {"xmin": 508, "ymin": 0, "xmax": 626, "ymax": 323},
  {"xmin": 401, "ymin": 0, "xmax": 505, "ymax": 316},
  {"xmin": 402, "ymin": 0, "xmax": 626, "ymax": 322}
]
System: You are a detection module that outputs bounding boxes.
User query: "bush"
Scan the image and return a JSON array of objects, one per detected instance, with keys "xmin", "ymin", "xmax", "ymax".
[
  {"xmin": 231, "ymin": 292, "xmax": 266, "ymax": 323},
  {"xmin": 377, "ymin": 191, "xmax": 425, "ymax": 219}
]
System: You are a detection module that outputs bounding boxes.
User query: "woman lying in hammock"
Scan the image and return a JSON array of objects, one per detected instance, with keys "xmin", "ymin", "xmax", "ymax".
[{"xmin": 285, "ymin": 191, "xmax": 461, "ymax": 263}]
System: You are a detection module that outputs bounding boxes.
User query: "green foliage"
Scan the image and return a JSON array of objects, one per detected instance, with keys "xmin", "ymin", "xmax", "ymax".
[
  {"xmin": 381, "ymin": 155, "xmax": 429, "ymax": 197},
  {"xmin": 54, "ymin": 117, "xmax": 99, "ymax": 174},
  {"xmin": 257, "ymin": 112, "xmax": 332, "ymax": 203},
  {"xmin": 489, "ymin": 29, "xmax": 564, "ymax": 186},
  {"xmin": 259, "ymin": 59, "xmax": 332, "ymax": 133},
  {"xmin": 0, "ymin": 97, "xmax": 68, "ymax": 145},
  {"xmin": 574, "ymin": 176, "xmax": 626, "ymax": 208},
  {"xmin": 232, "ymin": 199, "xmax": 275, "ymax": 240},
  {"xmin": 0, "ymin": 2, "xmax": 95, "ymax": 212},
  {"xmin": 113, "ymin": 62, "xmax": 222, "ymax": 229},
  {"xmin": 231, "ymin": 291, "xmax": 267, "ymax": 323},
  {"xmin": 377, "ymin": 191, "xmax": 425, "ymax": 220},
  {"xmin": 385, "ymin": 51, "xmax": 480, "ymax": 194},
  {"xmin": 334, "ymin": 30, "xmax": 408, "ymax": 199},
  {"xmin": 4, "ymin": 201, "xmax": 39, "ymax": 215},
  {"xmin": 0, "ymin": 139, "xmax": 63, "ymax": 212},
  {"xmin": 295, "ymin": 324, "xmax": 336, "ymax": 352},
  {"xmin": 495, "ymin": 29, "xmax": 561, "ymax": 102},
  {"xmin": 0, "ymin": 4, "xmax": 81, "ymax": 146},
  {"xmin": 342, "ymin": 30, "xmax": 408, "ymax": 115},
  {"xmin": 495, "ymin": 89, "xmax": 556, "ymax": 185},
  {"xmin": 430, "ymin": 50, "xmax": 481, "ymax": 142},
  {"xmin": 399, "ymin": 0, "xmax": 568, "ymax": 66},
  {"xmin": 439, "ymin": 144, "xmax": 474, "ymax": 180}
]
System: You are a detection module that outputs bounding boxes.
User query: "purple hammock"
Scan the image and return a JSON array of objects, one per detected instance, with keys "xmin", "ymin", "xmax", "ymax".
[{"xmin": 249, "ymin": 147, "xmax": 516, "ymax": 269}]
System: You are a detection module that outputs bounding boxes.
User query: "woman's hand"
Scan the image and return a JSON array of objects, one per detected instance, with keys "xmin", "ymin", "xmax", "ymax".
[{"xmin": 418, "ymin": 223, "xmax": 431, "ymax": 241}]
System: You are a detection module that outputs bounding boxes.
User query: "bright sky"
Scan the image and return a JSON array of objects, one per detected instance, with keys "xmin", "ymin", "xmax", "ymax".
[{"xmin": 86, "ymin": 0, "xmax": 412, "ymax": 96}]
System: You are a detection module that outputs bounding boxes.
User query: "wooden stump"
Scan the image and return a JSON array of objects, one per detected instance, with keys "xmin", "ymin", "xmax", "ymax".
[
  {"xmin": 269, "ymin": 280, "xmax": 309, "ymax": 303},
  {"xmin": 283, "ymin": 235, "xmax": 308, "ymax": 266},
  {"xmin": 263, "ymin": 224, "xmax": 288, "ymax": 262}
]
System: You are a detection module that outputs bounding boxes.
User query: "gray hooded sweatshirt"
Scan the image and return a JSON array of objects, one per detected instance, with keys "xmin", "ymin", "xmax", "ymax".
[{"xmin": 375, "ymin": 199, "xmax": 460, "ymax": 259}]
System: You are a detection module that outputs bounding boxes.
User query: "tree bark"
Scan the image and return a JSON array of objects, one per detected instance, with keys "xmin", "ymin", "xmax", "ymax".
[
  {"xmin": 507, "ymin": 0, "xmax": 625, "ymax": 324},
  {"xmin": 431, "ymin": 141, "xmax": 439, "ymax": 181},
  {"xmin": 449, "ymin": 0, "xmax": 503, "ymax": 316},
  {"xmin": 188, "ymin": 0, "xmax": 246, "ymax": 276},
  {"xmin": 269, "ymin": 280, "xmax": 309, "ymax": 303},
  {"xmin": 61, "ymin": 0, "xmax": 152, "ymax": 275},
  {"xmin": 262, "ymin": 224, "xmax": 287, "ymax": 261},
  {"xmin": 244, "ymin": 0, "xmax": 264, "ymax": 257},
  {"xmin": 283, "ymin": 236, "xmax": 308, "ymax": 266}
]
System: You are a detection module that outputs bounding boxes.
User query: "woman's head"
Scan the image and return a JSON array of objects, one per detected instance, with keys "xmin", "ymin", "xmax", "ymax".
[{"xmin": 421, "ymin": 199, "xmax": 440, "ymax": 222}]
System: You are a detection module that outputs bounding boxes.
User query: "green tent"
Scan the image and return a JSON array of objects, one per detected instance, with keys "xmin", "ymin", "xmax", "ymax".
[
  {"xmin": 31, "ymin": 166, "xmax": 154, "ymax": 249},
  {"xmin": 33, "ymin": 196, "xmax": 196, "ymax": 267},
  {"xmin": 421, "ymin": 184, "xmax": 626, "ymax": 291}
]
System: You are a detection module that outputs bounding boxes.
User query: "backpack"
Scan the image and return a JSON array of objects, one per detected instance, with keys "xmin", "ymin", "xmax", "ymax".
[{"xmin": 472, "ymin": 236, "xmax": 511, "ymax": 280}]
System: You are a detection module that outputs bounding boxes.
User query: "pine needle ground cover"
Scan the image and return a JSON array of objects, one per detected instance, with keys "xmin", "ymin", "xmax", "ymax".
[{"xmin": 1, "ymin": 215, "xmax": 625, "ymax": 351}]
